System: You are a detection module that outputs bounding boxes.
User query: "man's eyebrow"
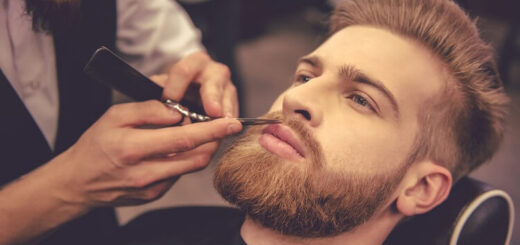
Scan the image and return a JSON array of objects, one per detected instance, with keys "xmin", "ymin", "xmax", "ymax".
[
  {"xmin": 297, "ymin": 55, "xmax": 322, "ymax": 69},
  {"xmin": 340, "ymin": 65, "xmax": 400, "ymax": 117}
]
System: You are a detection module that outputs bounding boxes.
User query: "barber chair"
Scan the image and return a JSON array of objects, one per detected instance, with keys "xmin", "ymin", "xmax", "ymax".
[
  {"xmin": 384, "ymin": 177, "xmax": 514, "ymax": 245},
  {"xmin": 121, "ymin": 177, "xmax": 514, "ymax": 245}
]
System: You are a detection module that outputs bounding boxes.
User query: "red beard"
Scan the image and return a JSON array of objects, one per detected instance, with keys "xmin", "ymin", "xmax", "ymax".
[{"xmin": 214, "ymin": 111, "xmax": 407, "ymax": 237}]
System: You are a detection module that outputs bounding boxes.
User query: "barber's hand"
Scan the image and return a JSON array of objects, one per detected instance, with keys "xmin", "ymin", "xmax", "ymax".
[
  {"xmin": 51, "ymin": 100, "xmax": 242, "ymax": 207},
  {"xmin": 160, "ymin": 51, "xmax": 239, "ymax": 118}
]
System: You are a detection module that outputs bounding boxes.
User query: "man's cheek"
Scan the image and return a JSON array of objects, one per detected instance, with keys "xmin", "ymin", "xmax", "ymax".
[{"xmin": 268, "ymin": 92, "xmax": 286, "ymax": 112}]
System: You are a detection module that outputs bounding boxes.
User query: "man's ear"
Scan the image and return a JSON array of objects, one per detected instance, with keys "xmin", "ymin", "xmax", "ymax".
[{"xmin": 395, "ymin": 161, "xmax": 452, "ymax": 216}]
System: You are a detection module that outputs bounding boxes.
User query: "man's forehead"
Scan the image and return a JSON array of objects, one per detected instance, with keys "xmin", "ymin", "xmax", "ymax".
[{"xmin": 306, "ymin": 25, "xmax": 447, "ymax": 119}]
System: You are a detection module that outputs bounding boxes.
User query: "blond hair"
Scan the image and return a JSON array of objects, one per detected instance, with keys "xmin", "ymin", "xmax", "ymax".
[{"xmin": 329, "ymin": 0, "xmax": 509, "ymax": 181}]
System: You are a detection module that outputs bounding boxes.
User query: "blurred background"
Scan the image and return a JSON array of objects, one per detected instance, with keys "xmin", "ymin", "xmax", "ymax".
[{"xmin": 116, "ymin": 0, "xmax": 520, "ymax": 243}]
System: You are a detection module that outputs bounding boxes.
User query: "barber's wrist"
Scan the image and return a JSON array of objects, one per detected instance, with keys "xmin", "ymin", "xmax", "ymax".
[
  {"xmin": 0, "ymin": 153, "xmax": 92, "ymax": 244},
  {"xmin": 43, "ymin": 149, "xmax": 94, "ymax": 213}
]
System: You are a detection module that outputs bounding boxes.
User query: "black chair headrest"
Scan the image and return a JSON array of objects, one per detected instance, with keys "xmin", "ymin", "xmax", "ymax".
[{"xmin": 384, "ymin": 177, "xmax": 514, "ymax": 245}]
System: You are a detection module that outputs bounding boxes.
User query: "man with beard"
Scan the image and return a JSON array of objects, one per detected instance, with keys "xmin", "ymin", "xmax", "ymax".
[
  {"xmin": 122, "ymin": 0, "xmax": 509, "ymax": 244},
  {"xmin": 0, "ymin": 0, "xmax": 241, "ymax": 244}
]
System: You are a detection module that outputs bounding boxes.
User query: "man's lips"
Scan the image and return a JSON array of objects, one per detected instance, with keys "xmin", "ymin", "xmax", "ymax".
[{"xmin": 258, "ymin": 124, "xmax": 306, "ymax": 161}]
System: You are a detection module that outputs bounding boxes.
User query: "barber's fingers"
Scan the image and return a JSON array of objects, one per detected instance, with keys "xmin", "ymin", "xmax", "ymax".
[
  {"xmin": 198, "ymin": 62, "xmax": 233, "ymax": 117},
  {"xmin": 129, "ymin": 177, "xmax": 178, "ymax": 203},
  {"xmin": 104, "ymin": 100, "xmax": 182, "ymax": 127},
  {"xmin": 124, "ymin": 142, "xmax": 219, "ymax": 188},
  {"xmin": 163, "ymin": 52, "xmax": 210, "ymax": 102},
  {"xmin": 128, "ymin": 118, "xmax": 242, "ymax": 158},
  {"xmin": 95, "ymin": 142, "xmax": 219, "ymax": 205},
  {"xmin": 105, "ymin": 177, "xmax": 179, "ymax": 205},
  {"xmin": 149, "ymin": 74, "xmax": 168, "ymax": 87},
  {"xmin": 221, "ymin": 83, "xmax": 239, "ymax": 118},
  {"xmin": 166, "ymin": 141, "xmax": 220, "ymax": 169},
  {"xmin": 138, "ymin": 156, "xmax": 209, "ymax": 184}
]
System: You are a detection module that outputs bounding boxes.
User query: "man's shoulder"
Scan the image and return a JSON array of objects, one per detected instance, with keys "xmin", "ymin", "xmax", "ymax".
[{"xmin": 121, "ymin": 206, "xmax": 245, "ymax": 245}]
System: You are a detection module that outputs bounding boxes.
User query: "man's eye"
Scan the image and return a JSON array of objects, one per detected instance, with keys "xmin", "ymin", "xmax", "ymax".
[
  {"xmin": 348, "ymin": 94, "xmax": 375, "ymax": 112},
  {"xmin": 295, "ymin": 74, "xmax": 312, "ymax": 83}
]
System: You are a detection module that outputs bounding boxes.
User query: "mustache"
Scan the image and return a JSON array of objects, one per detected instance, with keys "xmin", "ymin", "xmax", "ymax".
[{"xmin": 259, "ymin": 111, "xmax": 324, "ymax": 168}]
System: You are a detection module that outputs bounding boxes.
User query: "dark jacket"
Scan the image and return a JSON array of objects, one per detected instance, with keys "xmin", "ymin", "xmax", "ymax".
[{"xmin": 0, "ymin": 0, "xmax": 119, "ymax": 244}]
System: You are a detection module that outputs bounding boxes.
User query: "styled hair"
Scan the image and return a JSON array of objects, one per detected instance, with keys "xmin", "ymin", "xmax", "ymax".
[
  {"xmin": 329, "ymin": 0, "xmax": 509, "ymax": 181},
  {"xmin": 25, "ymin": 0, "xmax": 80, "ymax": 33}
]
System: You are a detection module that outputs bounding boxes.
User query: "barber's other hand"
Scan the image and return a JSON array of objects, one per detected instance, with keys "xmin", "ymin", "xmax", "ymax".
[
  {"xmin": 51, "ymin": 100, "xmax": 242, "ymax": 208},
  {"xmin": 160, "ymin": 51, "xmax": 239, "ymax": 118}
]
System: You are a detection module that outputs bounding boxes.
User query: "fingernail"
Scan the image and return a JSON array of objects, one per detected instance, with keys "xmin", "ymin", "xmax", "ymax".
[
  {"xmin": 224, "ymin": 111, "xmax": 233, "ymax": 118},
  {"xmin": 212, "ymin": 100, "xmax": 222, "ymax": 112},
  {"xmin": 227, "ymin": 122, "xmax": 242, "ymax": 134}
]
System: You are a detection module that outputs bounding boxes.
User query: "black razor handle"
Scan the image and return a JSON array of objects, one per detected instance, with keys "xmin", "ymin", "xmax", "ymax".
[
  {"xmin": 84, "ymin": 46, "xmax": 206, "ymax": 114},
  {"xmin": 83, "ymin": 46, "xmax": 163, "ymax": 101}
]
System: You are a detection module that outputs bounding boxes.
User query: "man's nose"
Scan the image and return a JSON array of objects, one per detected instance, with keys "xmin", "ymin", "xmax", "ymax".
[{"xmin": 282, "ymin": 85, "xmax": 323, "ymax": 127}]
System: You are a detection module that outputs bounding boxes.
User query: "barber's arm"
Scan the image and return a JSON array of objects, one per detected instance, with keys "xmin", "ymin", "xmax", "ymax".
[{"xmin": 0, "ymin": 57, "xmax": 242, "ymax": 244}]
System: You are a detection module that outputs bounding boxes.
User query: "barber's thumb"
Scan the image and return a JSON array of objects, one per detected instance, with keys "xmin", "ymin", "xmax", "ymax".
[
  {"xmin": 224, "ymin": 118, "xmax": 243, "ymax": 135},
  {"xmin": 198, "ymin": 117, "xmax": 243, "ymax": 138}
]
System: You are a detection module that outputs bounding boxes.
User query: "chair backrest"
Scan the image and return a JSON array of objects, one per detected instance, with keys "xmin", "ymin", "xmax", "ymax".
[{"xmin": 384, "ymin": 177, "xmax": 514, "ymax": 245}]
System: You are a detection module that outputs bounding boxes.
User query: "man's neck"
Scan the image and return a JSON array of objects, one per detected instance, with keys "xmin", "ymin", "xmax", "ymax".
[{"xmin": 240, "ymin": 212, "xmax": 400, "ymax": 245}]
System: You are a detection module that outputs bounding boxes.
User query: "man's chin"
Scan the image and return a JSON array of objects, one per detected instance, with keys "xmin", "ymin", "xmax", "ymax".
[
  {"xmin": 214, "ymin": 145, "xmax": 355, "ymax": 237},
  {"xmin": 214, "ymin": 144, "xmax": 403, "ymax": 237}
]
